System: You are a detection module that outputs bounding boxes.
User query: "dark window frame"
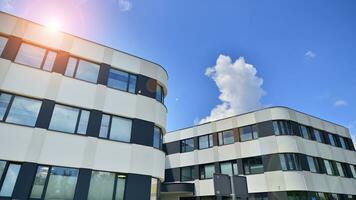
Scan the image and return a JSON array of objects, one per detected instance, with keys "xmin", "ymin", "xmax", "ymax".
[
  {"xmin": 98, "ymin": 113, "xmax": 133, "ymax": 143},
  {"xmin": 218, "ymin": 129, "xmax": 235, "ymax": 145},
  {"xmin": 239, "ymin": 125, "xmax": 258, "ymax": 142},
  {"xmin": 198, "ymin": 134, "xmax": 213, "ymax": 150},
  {"xmin": 180, "ymin": 166, "xmax": 194, "ymax": 181},
  {"xmin": 243, "ymin": 156, "xmax": 264, "ymax": 175},
  {"xmin": 155, "ymin": 84, "xmax": 165, "ymax": 104},
  {"xmin": 199, "ymin": 163, "xmax": 215, "ymax": 180},
  {"xmin": 0, "ymin": 161, "xmax": 22, "ymax": 198},
  {"xmin": 153, "ymin": 126, "xmax": 163, "ymax": 150},
  {"xmin": 180, "ymin": 138, "xmax": 195, "ymax": 153},
  {"xmin": 107, "ymin": 68, "xmax": 137, "ymax": 94},
  {"xmin": 64, "ymin": 56, "xmax": 100, "ymax": 84}
]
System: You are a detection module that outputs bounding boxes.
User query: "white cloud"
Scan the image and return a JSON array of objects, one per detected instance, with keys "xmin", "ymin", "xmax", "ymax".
[
  {"xmin": 305, "ymin": 51, "xmax": 316, "ymax": 59},
  {"xmin": 117, "ymin": 0, "xmax": 132, "ymax": 11},
  {"xmin": 0, "ymin": 0, "xmax": 13, "ymax": 12},
  {"xmin": 199, "ymin": 55, "xmax": 266, "ymax": 124},
  {"xmin": 334, "ymin": 100, "xmax": 348, "ymax": 107}
]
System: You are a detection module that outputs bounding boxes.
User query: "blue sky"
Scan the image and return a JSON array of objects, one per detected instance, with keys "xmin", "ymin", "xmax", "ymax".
[{"xmin": 1, "ymin": 0, "xmax": 356, "ymax": 139}]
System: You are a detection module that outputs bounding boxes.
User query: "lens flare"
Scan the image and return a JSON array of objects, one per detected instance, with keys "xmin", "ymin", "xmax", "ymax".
[{"xmin": 45, "ymin": 19, "xmax": 61, "ymax": 31}]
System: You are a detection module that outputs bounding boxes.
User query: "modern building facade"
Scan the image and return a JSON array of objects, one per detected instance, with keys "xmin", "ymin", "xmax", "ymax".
[
  {"xmin": 0, "ymin": 12, "xmax": 167, "ymax": 199},
  {"xmin": 162, "ymin": 107, "xmax": 356, "ymax": 200},
  {"xmin": 1, "ymin": 12, "xmax": 356, "ymax": 200}
]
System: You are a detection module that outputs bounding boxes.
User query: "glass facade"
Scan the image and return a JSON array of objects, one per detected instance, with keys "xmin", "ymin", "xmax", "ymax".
[{"xmin": 181, "ymin": 166, "xmax": 194, "ymax": 181}]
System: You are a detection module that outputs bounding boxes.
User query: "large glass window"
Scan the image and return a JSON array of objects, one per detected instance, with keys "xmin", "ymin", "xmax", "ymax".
[
  {"xmin": 49, "ymin": 104, "xmax": 89, "ymax": 134},
  {"xmin": 299, "ymin": 125, "xmax": 310, "ymax": 140},
  {"xmin": 220, "ymin": 161, "xmax": 238, "ymax": 176},
  {"xmin": 43, "ymin": 167, "xmax": 79, "ymax": 200},
  {"xmin": 99, "ymin": 114, "xmax": 132, "ymax": 143},
  {"xmin": 243, "ymin": 157, "xmax": 264, "ymax": 175},
  {"xmin": 155, "ymin": 84, "xmax": 164, "ymax": 103},
  {"xmin": 150, "ymin": 178, "xmax": 158, "ymax": 200},
  {"xmin": 313, "ymin": 129, "xmax": 323, "ymax": 143},
  {"xmin": 279, "ymin": 154, "xmax": 301, "ymax": 171},
  {"xmin": 181, "ymin": 138, "xmax": 194, "ymax": 153},
  {"xmin": 218, "ymin": 130, "xmax": 235, "ymax": 145},
  {"xmin": 0, "ymin": 163, "xmax": 21, "ymax": 197},
  {"xmin": 198, "ymin": 134, "xmax": 213, "ymax": 149},
  {"xmin": 323, "ymin": 160, "xmax": 337, "ymax": 176},
  {"xmin": 239, "ymin": 125, "xmax": 258, "ymax": 142},
  {"xmin": 15, "ymin": 43, "xmax": 57, "ymax": 71},
  {"xmin": 307, "ymin": 156, "xmax": 319, "ymax": 173},
  {"xmin": 328, "ymin": 133, "xmax": 336, "ymax": 146},
  {"xmin": 200, "ymin": 164, "xmax": 215, "ymax": 179},
  {"xmin": 87, "ymin": 171, "xmax": 126, "ymax": 200},
  {"xmin": 338, "ymin": 137, "xmax": 347, "ymax": 149},
  {"xmin": 107, "ymin": 68, "xmax": 137, "ymax": 94},
  {"xmin": 5, "ymin": 96, "xmax": 42, "ymax": 126},
  {"xmin": 335, "ymin": 162, "xmax": 345, "ymax": 177},
  {"xmin": 273, "ymin": 120, "xmax": 292, "ymax": 135},
  {"xmin": 153, "ymin": 126, "xmax": 163, "ymax": 149},
  {"xmin": 65, "ymin": 57, "xmax": 99, "ymax": 83},
  {"xmin": 0, "ymin": 36, "xmax": 8, "ymax": 55},
  {"xmin": 30, "ymin": 166, "xmax": 49, "ymax": 198},
  {"xmin": 0, "ymin": 93, "xmax": 12, "ymax": 120},
  {"xmin": 181, "ymin": 166, "xmax": 194, "ymax": 181}
]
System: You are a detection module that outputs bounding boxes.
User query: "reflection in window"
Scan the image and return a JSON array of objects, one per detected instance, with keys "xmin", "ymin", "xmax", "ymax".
[
  {"xmin": 99, "ymin": 114, "xmax": 110, "ymax": 138},
  {"xmin": 30, "ymin": 166, "xmax": 49, "ymax": 198},
  {"xmin": 279, "ymin": 154, "xmax": 300, "ymax": 171},
  {"xmin": 155, "ymin": 84, "xmax": 164, "ymax": 103},
  {"xmin": 328, "ymin": 133, "xmax": 336, "ymax": 146},
  {"xmin": 49, "ymin": 105, "xmax": 79, "ymax": 133},
  {"xmin": 339, "ymin": 137, "xmax": 347, "ymax": 149},
  {"xmin": 220, "ymin": 161, "xmax": 238, "ymax": 176},
  {"xmin": 110, "ymin": 116, "xmax": 132, "ymax": 142},
  {"xmin": 307, "ymin": 156, "xmax": 319, "ymax": 173},
  {"xmin": 107, "ymin": 68, "xmax": 137, "ymax": 94},
  {"xmin": 239, "ymin": 125, "xmax": 258, "ymax": 142},
  {"xmin": 218, "ymin": 130, "xmax": 235, "ymax": 145},
  {"xmin": 200, "ymin": 164, "xmax": 215, "ymax": 179},
  {"xmin": 77, "ymin": 110, "xmax": 90, "ymax": 135},
  {"xmin": 0, "ymin": 93, "xmax": 12, "ymax": 121},
  {"xmin": 153, "ymin": 126, "xmax": 163, "ymax": 149},
  {"xmin": 0, "ymin": 36, "xmax": 8, "ymax": 55},
  {"xmin": 323, "ymin": 160, "xmax": 337, "ymax": 176},
  {"xmin": 199, "ymin": 134, "xmax": 213, "ymax": 149},
  {"xmin": 150, "ymin": 178, "xmax": 158, "ymax": 200},
  {"xmin": 273, "ymin": 121, "xmax": 292, "ymax": 135},
  {"xmin": 243, "ymin": 157, "xmax": 264, "ymax": 175},
  {"xmin": 313, "ymin": 129, "xmax": 323, "ymax": 143},
  {"xmin": 15, "ymin": 43, "xmax": 57, "ymax": 71},
  {"xmin": 350, "ymin": 165, "xmax": 356, "ymax": 178},
  {"xmin": 181, "ymin": 166, "xmax": 193, "ymax": 181},
  {"xmin": 5, "ymin": 96, "xmax": 42, "ymax": 126},
  {"xmin": 181, "ymin": 138, "xmax": 194, "ymax": 153},
  {"xmin": 88, "ymin": 171, "xmax": 115, "ymax": 200},
  {"xmin": 65, "ymin": 57, "xmax": 99, "ymax": 83},
  {"xmin": 335, "ymin": 162, "xmax": 345, "ymax": 177},
  {"xmin": 115, "ymin": 175, "xmax": 126, "ymax": 200},
  {"xmin": 299, "ymin": 125, "xmax": 310, "ymax": 139},
  {"xmin": 0, "ymin": 163, "xmax": 21, "ymax": 197},
  {"xmin": 44, "ymin": 167, "xmax": 79, "ymax": 200}
]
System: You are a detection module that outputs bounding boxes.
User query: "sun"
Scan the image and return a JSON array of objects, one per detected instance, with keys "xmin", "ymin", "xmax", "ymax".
[{"xmin": 45, "ymin": 19, "xmax": 61, "ymax": 31}]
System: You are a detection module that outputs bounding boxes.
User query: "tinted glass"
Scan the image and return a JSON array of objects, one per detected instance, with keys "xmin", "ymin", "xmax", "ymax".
[
  {"xmin": 280, "ymin": 154, "xmax": 287, "ymax": 170},
  {"xmin": 150, "ymin": 178, "xmax": 158, "ymax": 200},
  {"xmin": 336, "ymin": 162, "xmax": 344, "ymax": 177},
  {"xmin": 220, "ymin": 162, "xmax": 233, "ymax": 176},
  {"xmin": 313, "ymin": 129, "xmax": 322, "ymax": 143},
  {"xmin": 307, "ymin": 156, "xmax": 317, "ymax": 173},
  {"xmin": 219, "ymin": 130, "xmax": 234, "ymax": 145},
  {"xmin": 300, "ymin": 125, "xmax": 310, "ymax": 139},
  {"xmin": 110, "ymin": 116, "xmax": 132, "ymax": 142},
  {"xmin": 0, "ymin": 36, "xmax": 8, "ymax": 55},
  {"xmin": 75, "ymin": 60, "xmax": 99, "ymax": 83},
  {"xmin": 181, "ymin": 138, "xmax": 194, "ymax": 152},
  {"xmin": 42, "ymin": 51, "xmax": 57, "ymax": 71},
  {"xmin": 45, "ymin": 167, "xmax": 78, "ymax": 200},
  {"xmin": 203, "ymin": 164, "xmax": 215, "ymax": 179},
  {"xmin": 0, "ymin": 161, "xmax": 6, "ymax": 180},
  {"xmin": 240, "ymin": 126, "xmax": 253, "ymax": 142},
  {"xmin": 128, "ymin": 75, "xmax": 137, "ymax": 93},
  {"xmin": 181, "ymin": 167, "xmax": 193, "ymax": 181},
  {"xmin": 324, "ymin": 160, "xmax": 333, "ymax": 175},
  {"xmin": 88, "ymin": 171, "xmax": 115, "ymax": 200},
  {"xmin": 64, "ymin": 57, "xmax": 77, "ymax": 77},
  {"xmin": 0, "ymin": 93, "xmax": 12, "ymax": 120},
  {"xmin": 115, "ymin": 175, "xmax": 126, "ymax": 200},
  {"xmin": 153, "ymin": 126, "xmax": 162, "ymax": 149},
  {"xmin": 6, "ymin": 96, "xmax": 41, "ymax": 126},
  {"xmin": 99, "ymin": 114, "xmax": 110, "ymax": 138},
  {"xmin": 350, "ymin": 165, "xmax": 356, "ymax": 178},
  {"xmin": 30, "ymin": 166, "xmax": 49, "ymax": 198},
  {"xmin": 339, "ymin": 137, "xmax": 347, "ymax": 149},
  {"xmin": 328, "ymin": 134, "xmax": 336, "ymax": 146},
  {"xmin": 156, "ymin": 85, "xmax": 163, "ymax": 102},
  {"xmin": 77, "ymin": 110, "xmax": 90, "ymax": 135},
  {"xmin": 199, "ymin": 135, "xmax": 212, "ymax": 149},
  {"xmin": 49, "ymin": 105, "xmax": 79, "ymax": 133},
  {"xmin": 15, "ymin": 43, "xmax": 46, "ymax": 68},
  {"xmin": 108, "ymin": 69, "xmax": 129, "ymax": 91},
  {"xmin": 0, "ymin": 164, "xmax": 21, "ymax": 197}
]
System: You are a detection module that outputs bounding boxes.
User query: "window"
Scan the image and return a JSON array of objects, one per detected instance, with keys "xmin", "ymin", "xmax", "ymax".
[
  {"xmin": 153, "ymin": 126, "xmax": 163, "ymax": 149},
  {"xmin": 107, "ymin": 68, "xmax": 137, "ymax": 93},
  {"xmin": 338, "ymin": 137, "xmax": 347, "ymax": 149},
  {"xmin": 5, "ymin": 95, "xmax": 42, "ymax": 126},
  {"xmin": 155, "ymin": 84, "xmax": 164, "ymax": 103},
  {"xmin": 287, "ymin": 191, "xmax": 308, "ymax": 200},
  {"xmin": 181, "ymin": 138, "xmax": 194, "ymax": 153},
  {"xmin": 350, "ymin": 165, "xmax": 356, "ymax": 178},
  {"xmin": 0, "ymin": 162, "xmax": 21, "ymax": 197},
  {"xmin": 0, "ymin": 93, "xmax": 12, "ymax": 120},
  {"xmin": 323, "ymin": 160, "xmax": 337, "ymax": 176},
  {"xmin": 335, "ymin": 162, "xmax": 345, "ymax": 177},
  {"xmin": 239, "ymin": 125, "xmax": 258, "ymax": 142},
  {"xmin": 313, "ymin": 129, "xmax": 323, "ymax": 143},
  {"xmin": 273, "ymin": 120, "xmax": 292, "ymax": 135},
  {"xmin": 198, "ymin": 134, "xmax": 213, "ymax": 149},
  {"xmin": 199, "ymin": 164, "xmax": 215, "ymax": 179},
  {"xmin": 299, "ymin": 125, "xmax": 310, "ymax": 140},
  {"xmin": 30, "ymin": 166, "xmax": 79, "ymax": 200},
  {"xmin": 99, "ymin": 114, "xmax": 132, "ymax": 143},
  {"xmin": 150, "ymin": 178, "xmax": 159, "ymax": 200},
  {"xmin": 218, "ymin": 130, "xmax": 235, "ymax": 145},
  {"xmin": 249, "ymin": 193, "xmax": 268, "ymax": 200},
  {"xmin": 0, "ymin": 36, "xmax": 8, "ymax": 55},
  {"xmin": 279, "ymin": 154, "xmax": 301, "ymax": 171},
  {"xmin": 220, "ymin": 161, "xmax": 238, "ymax": 176},
  {"xmin": 49, "ymin": 104, "xmax": 89, "ymax": 134},
  {"xmin": 65, "ymin": 57, "xmax": 99, "ymax": 83},
  {"xmin": 181, "ymin": 166, "xmax": 194, "ymax": 181},
  {"xmin": 307, "ymin": 156, "xmax": 320, "ymax": 173},
  {"xmin": 87, "ymin": 171, "xmax": 126, "ymax": 200},
  {"xmin": 328, "ymin": 133, "xmax": 336, "ymax": 146},
  {"xmin": 15, "ymin": 43, "xmax": 57, "ymax": 71},
  {"xmin": 243, "ymin": 157, "xmax": 264, "ymax": 175}
]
